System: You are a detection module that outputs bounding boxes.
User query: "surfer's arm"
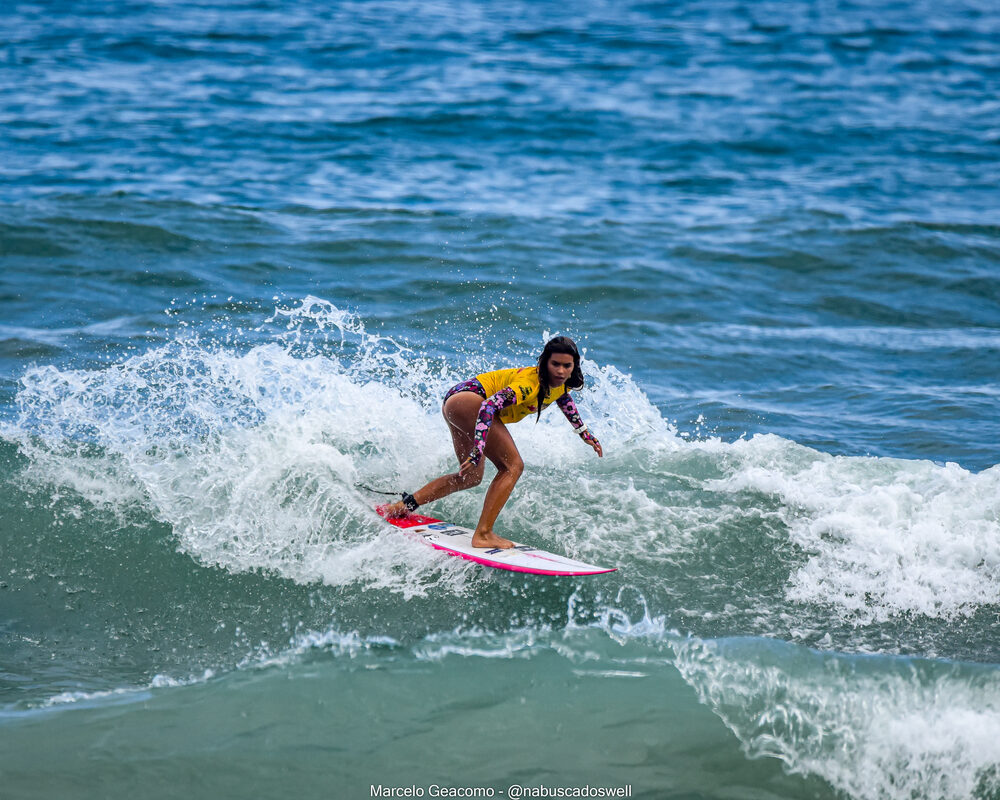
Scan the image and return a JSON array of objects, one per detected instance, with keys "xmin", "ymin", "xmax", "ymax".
[
  {"xmin": 556, "ymin": 393, "xmax": 603, "ymax": 456},
  {"xmin": 468, "ymin": 387, "xmax": 518, "ymax": 467},
  {"xmin": 555, "ymin": 392, "xmax": 586, "ymax": 431}
]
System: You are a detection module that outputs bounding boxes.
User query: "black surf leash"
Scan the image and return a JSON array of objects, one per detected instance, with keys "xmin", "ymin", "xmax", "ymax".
[
  {"xmin": 357, "ymin": 484, "xmax": 419, "ymax": 511},
  {"xmin": 356, "ymin": 483, "xmax": 398, "ymax": 496}
]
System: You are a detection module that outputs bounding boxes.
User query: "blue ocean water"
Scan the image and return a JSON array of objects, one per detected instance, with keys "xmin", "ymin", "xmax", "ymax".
[{"xmin": 2, "ymin": 1, "xmax": 1000, "ymax": 798}]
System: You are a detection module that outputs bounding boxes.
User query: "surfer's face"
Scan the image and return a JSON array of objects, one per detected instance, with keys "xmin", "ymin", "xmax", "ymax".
[{"xmin": 546, "ymin": 353, "xmax": 575, "ymax": 386}]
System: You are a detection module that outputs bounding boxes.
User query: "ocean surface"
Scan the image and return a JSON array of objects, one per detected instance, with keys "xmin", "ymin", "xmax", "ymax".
[{"xmin": 3, "ymin": 1, "xmax": 1000, "ymax": 798}]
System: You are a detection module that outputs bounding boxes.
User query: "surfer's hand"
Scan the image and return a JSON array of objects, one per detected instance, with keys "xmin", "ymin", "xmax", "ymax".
[
  {"xmin": 581, "ymin": 430, "xmax": 603, "ymax": 457},
  {"xmin": 458, "ymin": 457, "xmax": 476, "ymax": 476}
]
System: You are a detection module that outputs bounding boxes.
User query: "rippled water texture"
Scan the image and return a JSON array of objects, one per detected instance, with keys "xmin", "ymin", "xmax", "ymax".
[{"xmin": 2, "ymin": 1, "xmax": 1000, "ymax": 799}]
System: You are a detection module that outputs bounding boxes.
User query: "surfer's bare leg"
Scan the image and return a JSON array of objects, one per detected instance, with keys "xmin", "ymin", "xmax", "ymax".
[
  {"xmin": 407, "ymin": 462, "xmax": 484, "ymax": 506},
  {"xmin": 470, "ymin": 419, "xmax": 521, "ymax": 549},
  {"xmin": 382, "ymin": 392, "xmax": 520, "ymax": 548},
  {"xmin": 381, "ymin": 392, "xmax": 486, "ymax": 517}
]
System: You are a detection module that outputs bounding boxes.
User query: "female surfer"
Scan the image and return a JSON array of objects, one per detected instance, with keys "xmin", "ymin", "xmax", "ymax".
[{"xmin": 382, "ymin": 336, "xmax": 603, "ymax": 549}]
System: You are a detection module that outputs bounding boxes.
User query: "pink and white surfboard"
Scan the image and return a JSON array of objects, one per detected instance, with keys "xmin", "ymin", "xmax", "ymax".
[{"xmin": 376, "ymin": 506, "xmax": 617, "ymax": 577}]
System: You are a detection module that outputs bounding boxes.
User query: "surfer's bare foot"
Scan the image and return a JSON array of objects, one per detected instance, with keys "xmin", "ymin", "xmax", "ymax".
[
  {"xmin": 471, "ymin": 530, "xmax": 514, "ymax": 549},
  {"xmin": 380, "ymin": 501, "xmax": 408, "ymax": 518}
]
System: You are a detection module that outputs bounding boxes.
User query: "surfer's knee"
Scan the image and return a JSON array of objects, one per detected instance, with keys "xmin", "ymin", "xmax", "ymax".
[{"xmin": 503, "ymin": 457, "xmax": 524, "ymax": 480}]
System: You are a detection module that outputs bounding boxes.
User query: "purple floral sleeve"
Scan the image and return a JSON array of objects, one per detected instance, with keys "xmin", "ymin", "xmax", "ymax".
[
  {"xmin": 469, "ymin": 387, "xmax": 518, "ymax": 466},
  {"xmin": 555, "ymin": 392, "xmax": 585, "ymax": 431},
  {"xmin": 557, "ymin": 393, "xmax": 601, "ymax": 449}
]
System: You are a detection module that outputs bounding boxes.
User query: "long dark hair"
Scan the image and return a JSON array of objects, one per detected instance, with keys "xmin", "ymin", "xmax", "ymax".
[{"xmin": 535, "ymin": 335, "xmax": 584, "ymax": 422}]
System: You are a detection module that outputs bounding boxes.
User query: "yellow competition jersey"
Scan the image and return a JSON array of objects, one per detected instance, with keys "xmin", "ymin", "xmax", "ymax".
[{"xmin": 476, "ymin": 366, "xmax": 567, "ymax": 425}]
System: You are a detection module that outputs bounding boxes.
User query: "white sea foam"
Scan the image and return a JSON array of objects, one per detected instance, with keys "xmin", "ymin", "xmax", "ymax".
[
  {"xmin": 3, "ymin": 300, "xmax": 469, "ymax": 594},
  {"xmin": 707, "ymin": 434, "xmax": 1000, "ymax": 621},
  {"xmin": 5, "ymin": 297, "xmax": 1000, "ymax": 623},
  {"xmin": 30, "ymin": 668, "xmax": 217, "ymax": 711},
  {"xmin": 2, "ymin": 298, "xmax": 666, "ymax": 595},
  {"xmin": 672, "ymin": 636, "xmax": 1000, "ymax": 800},
  {"xmin": 15, "ymin": 628, "xmax": 398, "ymax": 714}
]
